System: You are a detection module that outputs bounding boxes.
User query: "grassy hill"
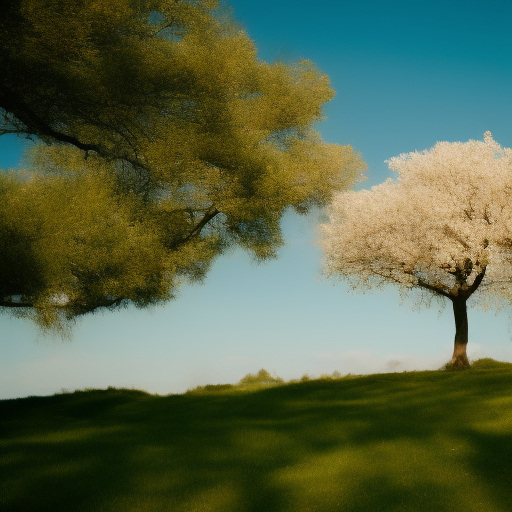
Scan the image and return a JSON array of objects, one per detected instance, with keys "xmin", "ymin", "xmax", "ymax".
[{"xmin": 1, "ymin": 359, "xmax": 512, "ymax": 512}]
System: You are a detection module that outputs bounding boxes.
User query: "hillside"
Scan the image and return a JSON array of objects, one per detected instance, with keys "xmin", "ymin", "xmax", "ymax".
[{"xmin": 1, "ymin": 360, "xmax": 512, "ymax": 512}]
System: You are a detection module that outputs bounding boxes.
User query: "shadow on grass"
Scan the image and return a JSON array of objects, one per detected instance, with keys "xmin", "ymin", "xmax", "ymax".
[{"xmin": 1, "ymin": 368, "xmax": 511, "ymax": 512}]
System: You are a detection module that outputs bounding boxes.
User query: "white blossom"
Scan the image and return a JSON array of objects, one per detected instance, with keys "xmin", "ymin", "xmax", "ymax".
[{"xmin": 321, "ymin": 133, "xmax": 512, "ymax": 363}]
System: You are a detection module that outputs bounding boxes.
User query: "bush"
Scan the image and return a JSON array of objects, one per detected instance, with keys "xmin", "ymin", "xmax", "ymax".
[
  {"xmin": 238, "ymin": 369, "xmax": 283, "ymax": 388},
  {"xmin": 186, "ymin": 384, "xmax": 235, "ymax": 394},
  {"xmin": 470, "ymin": 358, "xmax": 512, "ymax": 370}
]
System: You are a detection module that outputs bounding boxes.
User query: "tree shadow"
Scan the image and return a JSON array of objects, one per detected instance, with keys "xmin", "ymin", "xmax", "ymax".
[{"xmin": 1, "ymin": 369, "xmax": 511, "ymax": 511}]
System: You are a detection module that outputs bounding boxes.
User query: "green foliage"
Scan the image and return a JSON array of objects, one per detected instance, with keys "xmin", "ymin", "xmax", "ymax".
[
  {"xmin": 237, "ymin": 368, "xmax": 284, "ymax": 388},
  {"xmin": 0, "ymin": 165, "xmax": 173, "ymax": 331},
  {"xmin": 186, "ymin": 369, "xmax": 283, "ymax": 393},
  {"xmin": 186, "ymin": 383, "xmax": 235, "ymax": 394},
  {"xmin": 0, "ymin": 0, "xmax": 366, "ymax": 328},
  {"xmin": 0, "ymin": 0, "xmax": 220, "ymax": 156},
  {"xmin": 2, "ymin": 366, "xmax": 512, "ymax": 512},
  {"xmin": 470, "ymin": 358, "xmax": 512, "ymax": 370}
]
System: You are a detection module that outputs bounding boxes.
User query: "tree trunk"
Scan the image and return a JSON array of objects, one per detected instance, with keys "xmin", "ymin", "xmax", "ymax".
[{"xmin": 450, "ymin": 297, "xmax": 470, "ymax": 369}]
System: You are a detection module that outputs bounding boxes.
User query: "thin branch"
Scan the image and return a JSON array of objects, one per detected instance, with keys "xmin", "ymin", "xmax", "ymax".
[
  {"xmin": 153, "ymin": 21, "xmax": 178, "ymax": 36},
  {"xmin": 0, "ymin": 129, "xmax": 28, "ymax": 135},
  {"xmin": 73, "ymin": 297, "xmax": 124, "ymax": 314},
  {"xmin": 0, "ymin": 300, "xmax": 34, "ymax": 308},
  {"xmin": 467, "ymin": 266, "xmax": 487, "ymax": 298},
  {"xmin": 443, "ymin": 224, "xmax": 470, "ymax": 250},
  {"xmin": 0, "ymin": 296, "xmax": 124, "ymax": 313},
  {"xmin": 173, "ymin": 208, "xmax": 220, "ymax": 248},
  {"xmin": 369, "ymin": 266, "xmax": 410, "ymax": 286},
  {"xmin": 415, "ymin": 276, "xmax": 452, "ymax": 299},
  {"xmin": 0, "ymin": 88, "xmax": 102, "ymax": 153}
]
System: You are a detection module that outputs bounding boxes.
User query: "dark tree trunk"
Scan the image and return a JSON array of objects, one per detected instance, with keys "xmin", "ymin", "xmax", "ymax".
[{"xmin": 450, "ymin": 297, "xmax": 470, "ymax": 369}]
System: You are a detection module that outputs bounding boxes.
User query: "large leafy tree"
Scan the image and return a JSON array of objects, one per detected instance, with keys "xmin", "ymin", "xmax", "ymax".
[
  {"xmin": 0, "ymin": 0, "xmax": 220, "ymax": 158},
  {"xmin": 0, "ymin": 0, "xmax": 366, "ymax": 328},
  {"xmin": 321, "ymin": 133, "xmax": 512, "ymax": 369}
]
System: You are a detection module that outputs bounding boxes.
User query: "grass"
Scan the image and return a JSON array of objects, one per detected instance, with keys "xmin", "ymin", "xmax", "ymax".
[{"xmin": 1, "ymin": 359, "xmax": 512, "ymax": 512}]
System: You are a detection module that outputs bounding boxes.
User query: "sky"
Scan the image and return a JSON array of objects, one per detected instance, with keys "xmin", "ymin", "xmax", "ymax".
[{"xmin": 1, "ymin": 0, "xmax": 512, "ymax": 399}]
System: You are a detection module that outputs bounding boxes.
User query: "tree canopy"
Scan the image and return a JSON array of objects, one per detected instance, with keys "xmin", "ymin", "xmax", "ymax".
[
  {"xmin": 0, "ymin": 0, "xmax": 366, "ymax": 329},
  {"xmin": 0, "ymin": 163, "xmax": 173, "ymax": 331},
  {"xmin": 321, "ymin": 132, "xmax": 512, "ymax": 368}
]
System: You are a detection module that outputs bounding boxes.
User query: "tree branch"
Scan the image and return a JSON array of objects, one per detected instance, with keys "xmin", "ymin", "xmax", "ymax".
[
  {"xmin": 415, "ymin": 277, "xmax": 452, "ymax": 299},
  {"xmin": 0, "ymin": 299, "xmax": 34, "ymax": 308},
  {"xmin": 72, "ymin": 297, "xmax": 125, "ymax": 314},
  {"xmin": 172, "ymin": 208, "xmax": 220, "ymax": 248},
  {"xmin": 443, "ymin": 224, "xmax": 470, "ymax": 250},
  {"xmin": 0, "ymin": 296, "xmax": 124, "ymax": 313},
  {"xmin": 0, "ymin": 87, "xmax": 102, "ymax": 154},
  {"xmin": 467, "ymin": 266, "xmax": 487, "ymax": 298}
]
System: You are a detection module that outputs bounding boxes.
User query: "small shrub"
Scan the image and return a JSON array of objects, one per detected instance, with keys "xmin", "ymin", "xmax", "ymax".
[
  {"xmin": 186, "ymin": 384, "xmax": 235, "ymax": 394},
  {"xmin": 238, "ymin": 369, "xmax": 283, "ymax": 388},
  {"xmin": 470, "ymin": 358, "xmax": 512, "ymax": 370}
]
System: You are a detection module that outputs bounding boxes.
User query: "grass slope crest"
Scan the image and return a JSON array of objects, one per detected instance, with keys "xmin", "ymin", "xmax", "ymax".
[{"xmin": 1, "ymin": 358, "xmax": 511, "ymax": 512}]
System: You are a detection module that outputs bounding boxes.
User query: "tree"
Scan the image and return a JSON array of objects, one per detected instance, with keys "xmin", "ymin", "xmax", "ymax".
[
  {"xmin": 0, "ymin": 0, "xmax": 366, "ymax": 328},
  {"xmin": 321, "ymin": 133, "xmax": 512, "ymax": 369},
  {"xmin": 0, "ymin": 0, "xmax": 221, "ymax": 159}
]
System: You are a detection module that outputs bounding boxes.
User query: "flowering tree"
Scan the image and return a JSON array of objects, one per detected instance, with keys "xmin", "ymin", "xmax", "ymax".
[{"xmin": 321, "ymin": 133, "xmax": 512, "ymax": 369}]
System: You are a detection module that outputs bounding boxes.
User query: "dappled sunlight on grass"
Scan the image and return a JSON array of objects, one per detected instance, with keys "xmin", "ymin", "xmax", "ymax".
[
  {"xmin": 4, "ymin": 425, "xmax": 125, "ymax": 445},
  {"xmin": 1, "ymin": 361, "xmax": 511, "ymax": 511},
  {"xmin": 470, "ymin": 395, "xmax": 512, "ymax": 434}
]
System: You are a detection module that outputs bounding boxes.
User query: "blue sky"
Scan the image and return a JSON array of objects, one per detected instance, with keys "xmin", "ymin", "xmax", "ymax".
[{"xmin": 1, "ymin": 0, "xmax": 512, "ymax": 399}]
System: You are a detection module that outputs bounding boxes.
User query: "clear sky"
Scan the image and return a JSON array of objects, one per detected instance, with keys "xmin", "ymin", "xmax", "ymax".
[{"xmin": 1, "ymin": 0, "xmax": 512, "ymax": 399}]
